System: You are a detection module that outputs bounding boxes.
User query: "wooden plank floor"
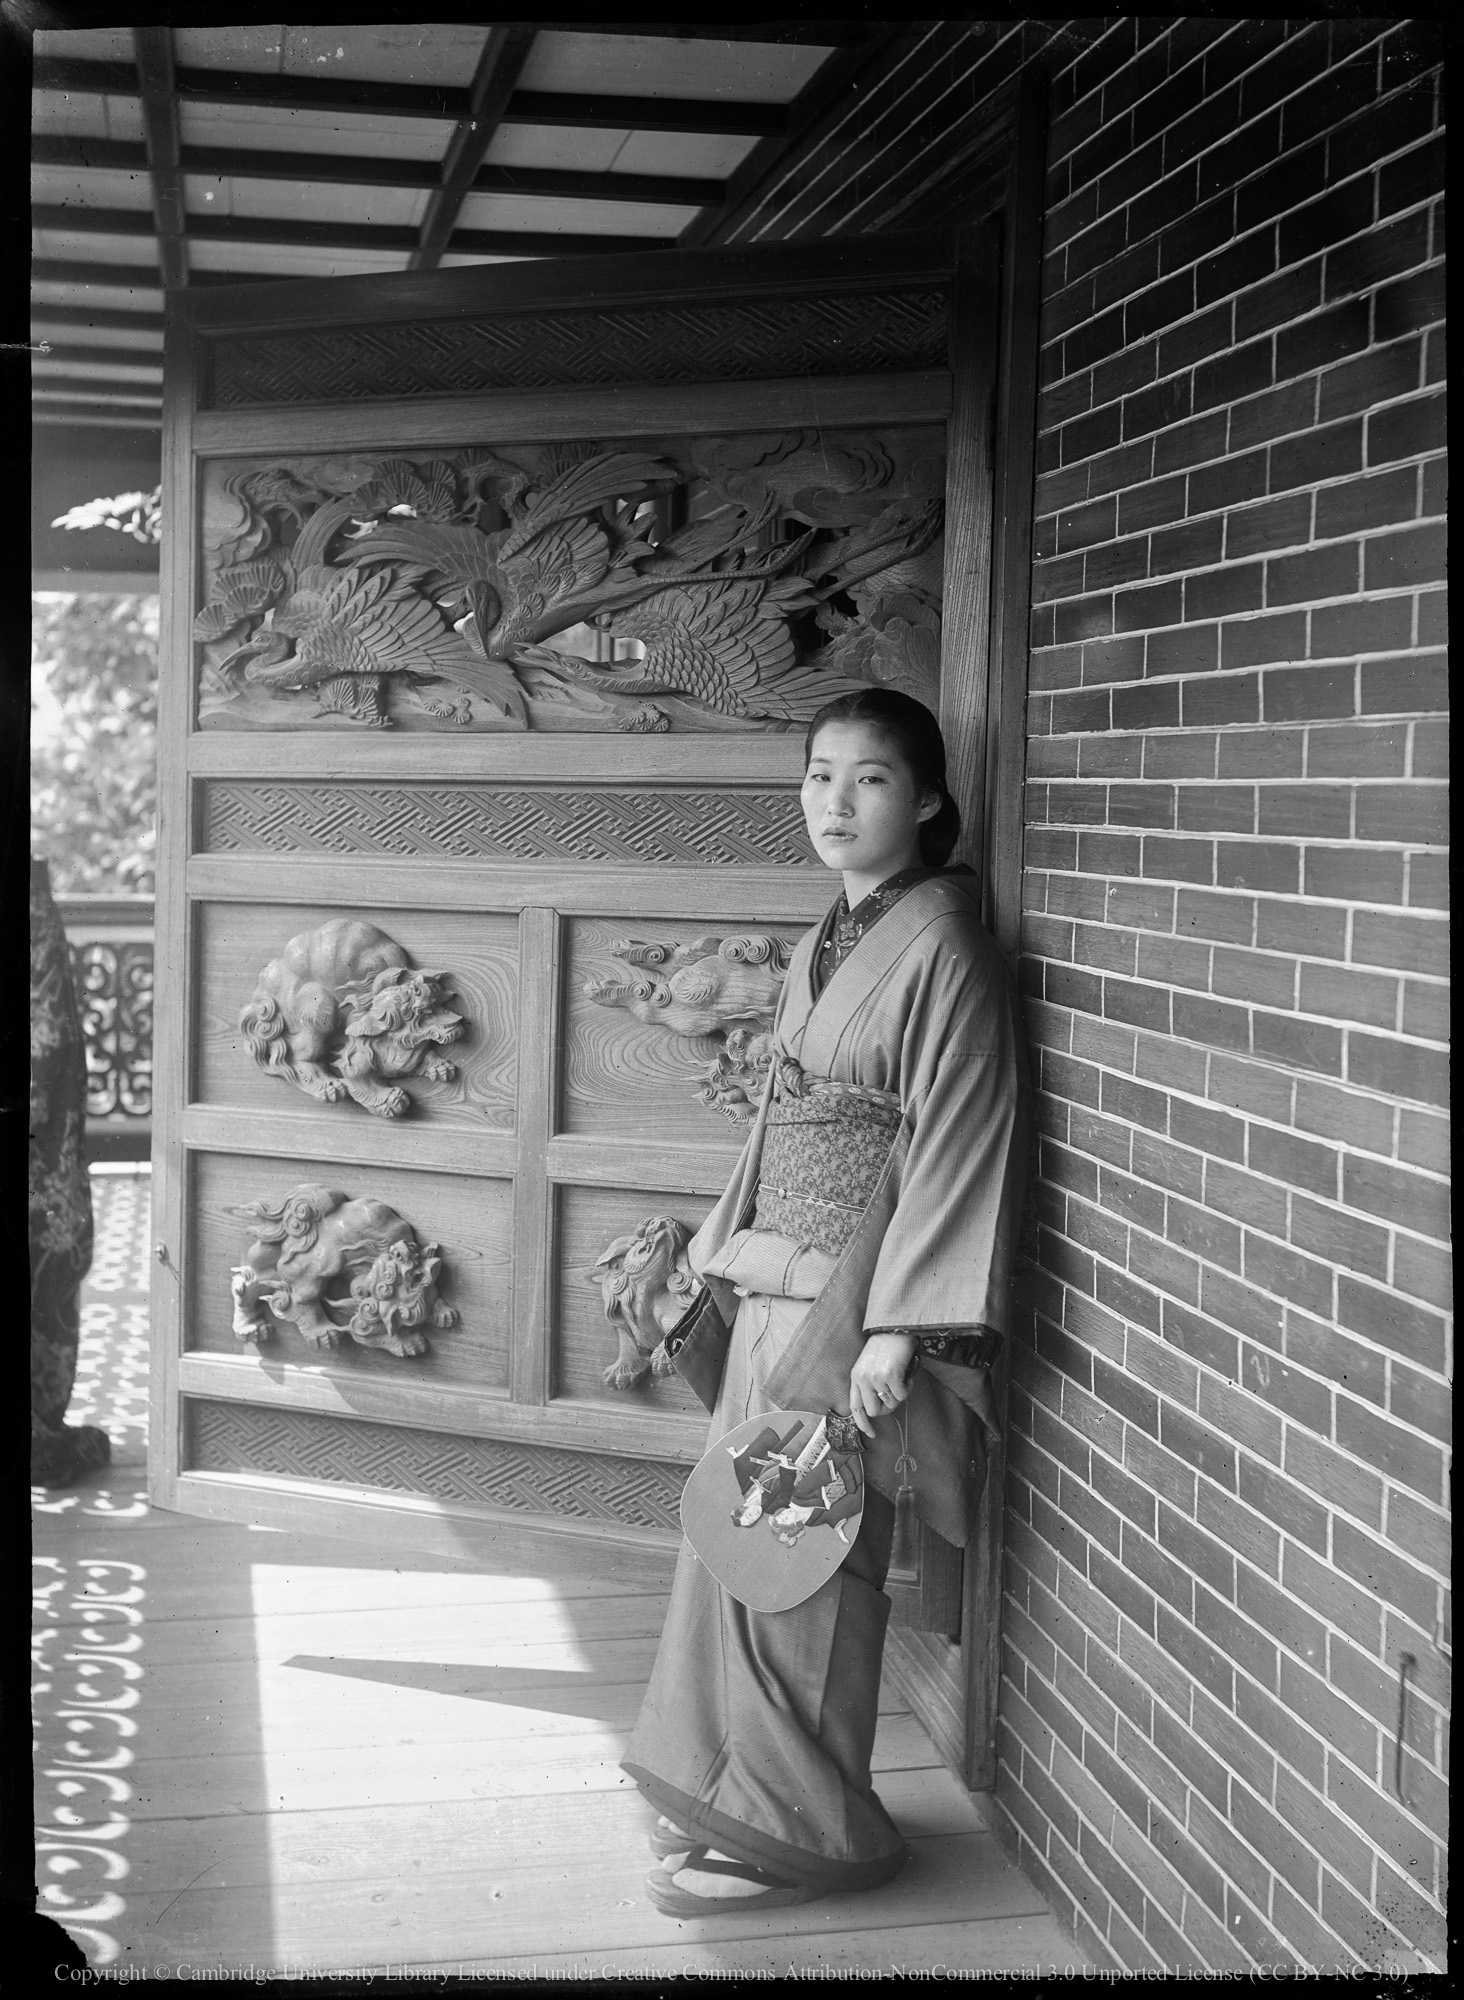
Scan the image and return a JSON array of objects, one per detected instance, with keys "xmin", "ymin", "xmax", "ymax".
[{"xmin": 34, "ymin": 1173, "xmax": 1086, "ymax": 1976}]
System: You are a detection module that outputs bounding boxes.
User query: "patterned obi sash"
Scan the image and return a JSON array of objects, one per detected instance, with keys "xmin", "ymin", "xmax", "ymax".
[{"xmin": 753, "ymin": 1062, "xmax": 902, "ymax": 1258}]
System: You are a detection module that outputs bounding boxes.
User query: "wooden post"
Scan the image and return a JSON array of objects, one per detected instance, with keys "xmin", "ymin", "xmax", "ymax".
[{"xmin": 964, "ymin": 65, "xmax": 1049, "ymax": 1795}]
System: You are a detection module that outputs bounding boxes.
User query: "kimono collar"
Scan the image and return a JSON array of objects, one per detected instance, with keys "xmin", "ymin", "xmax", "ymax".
[
  {"xmin": 780, "ymin": 868, "xmax": 983, "ymax": 1072},
  {"xmin": 810, "ymin": 864, "xmax": 934, "ymax": 999}
]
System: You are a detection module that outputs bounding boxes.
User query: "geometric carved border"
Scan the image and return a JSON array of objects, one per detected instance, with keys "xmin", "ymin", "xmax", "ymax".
[
  {"xmin": 187, "ymin": 1400, "xmax": 687, "ymax": 1533},
  {"xmin": 207, "ymin": 289, "xmax": 950, "ymax": 407},
  {"xmin": 203, "ymin": 782, "xmax": 815, "ymax": 867}
]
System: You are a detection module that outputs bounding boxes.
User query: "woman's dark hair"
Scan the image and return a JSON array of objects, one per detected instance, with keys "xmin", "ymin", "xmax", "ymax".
[{"xmin": 803, "ymin": 687, "xmax": 962, "ymax": 868}]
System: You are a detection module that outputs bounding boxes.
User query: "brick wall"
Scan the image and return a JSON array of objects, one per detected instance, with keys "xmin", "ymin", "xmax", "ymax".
[{"xmin": 1002, "ymin": 17, "xmax": 1448, "ymax": 1974}]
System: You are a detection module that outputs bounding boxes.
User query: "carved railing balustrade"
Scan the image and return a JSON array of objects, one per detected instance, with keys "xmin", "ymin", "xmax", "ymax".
[{"xmin": 57, "ymin": 897, "xmax": 154, "ymax": 1161}]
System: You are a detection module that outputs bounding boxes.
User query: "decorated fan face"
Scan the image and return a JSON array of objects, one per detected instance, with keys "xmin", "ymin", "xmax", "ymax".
[{"xmin": 682, "ymin": 1411, "xmax": 865, "ymax": 1612}]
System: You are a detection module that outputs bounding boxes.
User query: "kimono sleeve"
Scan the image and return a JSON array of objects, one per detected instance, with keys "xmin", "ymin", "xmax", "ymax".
[{"xmin": 861, "ymin": 1036, "xmax": 1031, "ymax": 1338}]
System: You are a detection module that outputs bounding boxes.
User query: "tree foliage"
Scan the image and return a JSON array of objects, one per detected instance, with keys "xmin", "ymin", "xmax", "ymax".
[
  {"xmin": 51, "ymin": 484, "xmax": 163, "ymax": 545},
  {"xmin": 31, "ymin": 593, "xmax": 159, "ymax": 894}
]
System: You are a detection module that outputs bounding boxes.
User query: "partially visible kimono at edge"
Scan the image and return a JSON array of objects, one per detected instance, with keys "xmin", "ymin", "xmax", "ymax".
[
  {"xmin": 30, "ymin": 857, "xmax": 110, "ymax": 1487},
  {"xmin": 621, "ymin": 866, "xmax": 1031, "ymax": 1892}
]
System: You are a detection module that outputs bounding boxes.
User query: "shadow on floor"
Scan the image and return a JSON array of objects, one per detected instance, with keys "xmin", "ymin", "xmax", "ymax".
[{"xmin": 32, "ymin": 1169, "xmax": 1085, "ymax": 1977}]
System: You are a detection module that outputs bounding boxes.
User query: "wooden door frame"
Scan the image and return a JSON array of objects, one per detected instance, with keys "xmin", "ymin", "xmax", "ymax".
[
  {"xmin": 963, "ymin": 68, "xmax": 1049, "ymax": 1793},
  {"xmin": 148, "ymin": 195, "xmax": 1045, "ymax": 1781},
  {"xmin": 150, "ymin": 229, "xmax": 969, "ymax": 1546},
  {"xmin": 870, "ymin": 73, "xmax": 1049, "ymax": 1791}
]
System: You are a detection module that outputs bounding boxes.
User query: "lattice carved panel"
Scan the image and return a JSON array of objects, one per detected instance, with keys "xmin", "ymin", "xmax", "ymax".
[
  {"xmin": 207, "ymin": 291, "xmax": 949, "ymax": 406},
  {"xmin": 187, "ymin": 1400, "xmax": 687, "ymax": 1532},
  {"xmin": 203, "ymin": 782, "xmax": 814, "ymax": 867},
  {"xmin": 69, "ymin": 936, "xmax": 153, "ymax": 1119}
]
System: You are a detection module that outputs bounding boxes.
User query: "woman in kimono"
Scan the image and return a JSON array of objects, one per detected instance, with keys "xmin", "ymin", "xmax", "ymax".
[{"xmin": 622, "ymin": 687, "xmax": 1030, "ymax": 1916}]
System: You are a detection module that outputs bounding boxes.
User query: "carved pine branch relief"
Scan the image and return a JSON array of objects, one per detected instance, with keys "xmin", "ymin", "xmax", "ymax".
[
  {"xmin": 228, "ymin": 1183, "xmax": 457, "ymax": 1359},
  {"xmin": 240, "ymin": 919, "xmax": 466, "ymax": 1117},
  {"xmin": 196, "ymin": 430, "xmax": 945, "ymax": 732}
]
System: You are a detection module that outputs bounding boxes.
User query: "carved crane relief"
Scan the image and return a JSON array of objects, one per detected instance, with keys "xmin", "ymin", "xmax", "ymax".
[
  {"xmin": 240, "ymin": 919, "xmax": 466, "ymax": 1117},
  {"xmin": 583, "ymin": 933, "xmax": 792, "ymax": 1122},
  {"xmin": 229, "ymin": 1183, "xmax": 457, "ymax": 1358},
  {"xmin": 196, "ymin": 431, "xmax": 945, "ymax": 732}
]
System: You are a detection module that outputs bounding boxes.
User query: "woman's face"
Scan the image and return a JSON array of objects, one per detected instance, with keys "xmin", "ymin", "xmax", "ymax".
[{"xmin": 801, "ymin": 720, "xmax": 941, "ymax": 887}]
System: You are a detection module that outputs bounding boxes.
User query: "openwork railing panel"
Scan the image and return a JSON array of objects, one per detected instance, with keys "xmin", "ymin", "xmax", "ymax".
[{"xmin": 58, "ymin": 898, "xmax": 153, "ymax": 1151}]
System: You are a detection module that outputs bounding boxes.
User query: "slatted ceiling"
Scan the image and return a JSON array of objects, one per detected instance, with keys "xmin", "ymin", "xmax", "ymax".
[
  {"xmin": 32, "ymin": 319, "xmax": 164, "ymax": 352},
  {"xmin": 34, "ymin": 399, "xmax": 161, "ymax": 418},
  {"xmin": 32, "ymin": 279, "xmax": 164, "ymax": 315},
  {"xmin": 31, "ymin": 93, "xmax": 148, "ymax": 145},
  {"xmin": 30, "ymin": 90, "xmax": 114, "ymax": 140},
  {"xmin": 31, "ymin": 163, "xmax": 152, "ymax": 209},
  {"xmin": 33, "ymin": 354, "xmax": 164, "ymax": 388},
  {"xmin": 453, "ymin": 190, "xmax": 702, "ymax": 238},
  {"xmin": 32, "ymin": 226, "xmax": 159, "ymax": 263},
  {"xmin": 32, "ymin": 26, "xmax": 133, "ymax": 61},
  {"xmin": 34, "ymin": 389, "xmax": 164, "ymax": 412},
  {"xmin": 484, "ymin": 125, "xmax": 632, "ymax": 173},
  {"xmin": 28, "ymin": 20, "xmax": 899, "ymax": 431},
  {"xmin": 32, "ymin": 303, "xmax": 164, "ymax": 332},
  {"xmin": 176, "ymin": 103, "xmax": 456, "ymax": 162},
  {"xmin": 166, "ymin": 22, "xmax": 287, "ymax": 71},
  {"xmin": 171, "ymin": 22, "xmax": 495, "ymax": 88},
  {"xmin": 194, "ymin": 179, "xmax": 431, "ymax": 232},
  {"xmin": 608, "ymin": 130, "xmax": 761, "ymax": 179},
  {"xmin": 516, "ymin": 31, "xmax": 835, "ymax": 102},
  {"xmin": 33, "ymin": 352, "xmax": 163, "ymax": 383},
  {"xmin": 33, "ymin": 408, "xmax": 166, "ymax": 432},
  {"xmin": 185, "ymin": 239, "xmax": 414, "ymax": 278}
]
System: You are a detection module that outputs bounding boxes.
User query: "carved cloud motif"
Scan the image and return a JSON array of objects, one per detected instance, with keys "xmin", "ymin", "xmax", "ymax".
[{"xmin": 584, "ymin": 934, "xmax": 792, "ymax": 1122}]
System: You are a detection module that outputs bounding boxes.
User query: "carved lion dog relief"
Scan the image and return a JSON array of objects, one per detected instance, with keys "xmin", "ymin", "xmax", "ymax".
[
  {"xmin": 592, "ymin": 1216, "xmax": 699, "ymax": 1390},
  {"xmin": 229, "ymin": 1183, "xmax": 457, "ymax": 1358},
  {"xmin": 240, "ymin": 918, "xmax": 465, "ymax": 1116}
]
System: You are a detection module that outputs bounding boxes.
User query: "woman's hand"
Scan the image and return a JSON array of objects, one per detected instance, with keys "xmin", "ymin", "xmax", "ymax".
[{"xmin": 849, "ymin": 1332, "xmax": 918, "ymax": 1438}]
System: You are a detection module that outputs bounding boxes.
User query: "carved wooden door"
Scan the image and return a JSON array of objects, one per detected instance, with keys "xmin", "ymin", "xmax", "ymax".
[{"xmin": 154, "ymin": 229, "xmax": 1002, "ymax": 1773}]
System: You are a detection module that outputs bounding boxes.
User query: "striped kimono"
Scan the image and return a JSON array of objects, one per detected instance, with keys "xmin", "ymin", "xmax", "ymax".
[{"xmin": 622, "ymin": 871, "xmax": 1030, "ymax": 1893}]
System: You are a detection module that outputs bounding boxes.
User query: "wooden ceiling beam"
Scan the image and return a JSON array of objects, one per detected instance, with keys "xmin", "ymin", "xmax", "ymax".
[
  {"xmin": 34, "ymin": 387, "xmax": 163, "ymax": 407},
  {"xmin": 35, "ymin": 205, "xmax": 674, "ymax": 259},
  {"xmin": 132, "ymin": 26, "xmax": 188, "ymax": 289},
  {"xmin": 32, "ymin": 341, "xmax": 164, "ymax": 371},
  {"xmin": 34, "ymin": 204, "xmax": 160, "ymax": 239},
  {"xmin": 33, "ymin": 399, "xmax": 162, "ymax": 420},
  {"xmin": 34, "ymin": 58, "xmax": 786, "ymax": 135},
  {"xmin": 32, "ymin": 259, "xmax": 245, "ymax": 290},
  {"xmin": 33, "ymin": 410, "xmax": 164, "ymax": 433},
  {"xmin": 34, "ymin": 136, "xmax": 724, "ymax": 209},
  {"xmin": 412, "ymin": 23, "xmax": 537, "ymax": 275},
  {"xmin": 30, "ymin": 304, "xmax": 167, "ymax": 335}
]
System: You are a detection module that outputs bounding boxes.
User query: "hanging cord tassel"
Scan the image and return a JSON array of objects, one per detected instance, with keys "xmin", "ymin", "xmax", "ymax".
[{"xmin": 889, "ymin": 1400, "xmax": 919, "ymax": 1572}]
